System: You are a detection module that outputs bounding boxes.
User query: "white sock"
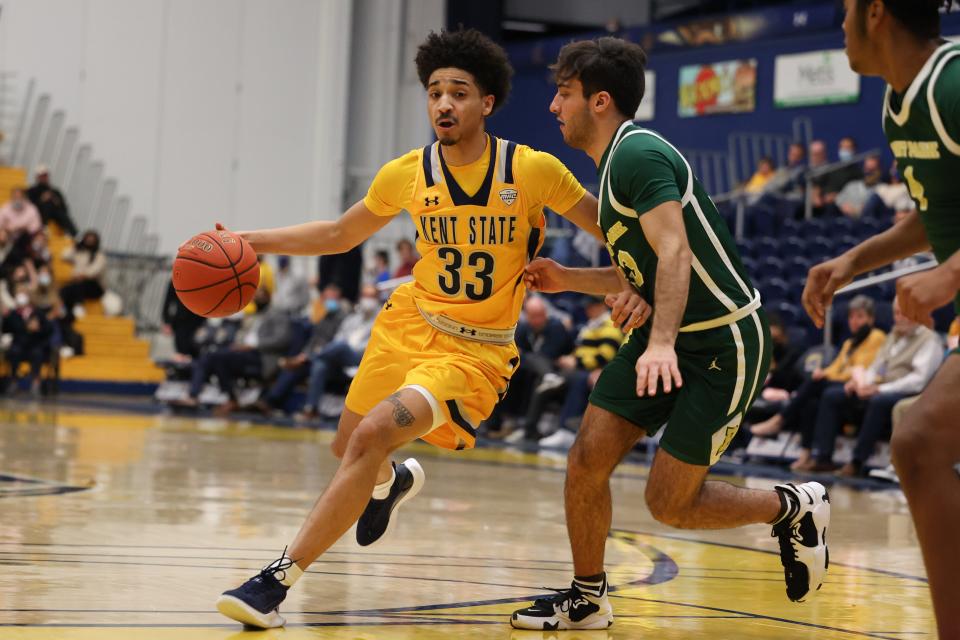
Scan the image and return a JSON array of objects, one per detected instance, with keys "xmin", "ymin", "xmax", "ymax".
[
  {"xmin": 266, "ymin": 555, "xmax": 303, "ymax": 588},
  {"xmin": 372, "ymin": 464, "xmax": 396, "ymax": 500}
]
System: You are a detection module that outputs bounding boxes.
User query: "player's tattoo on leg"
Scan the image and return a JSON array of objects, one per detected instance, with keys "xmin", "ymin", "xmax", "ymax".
[{"xmin": 386, "ymin": 393, "xmax": 415, "ymax": 428}]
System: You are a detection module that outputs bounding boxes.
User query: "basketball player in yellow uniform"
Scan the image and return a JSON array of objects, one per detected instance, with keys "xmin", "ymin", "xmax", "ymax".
[{"xmin": 215, "ymin": 29, "xmax": 646, "ymax": 628}]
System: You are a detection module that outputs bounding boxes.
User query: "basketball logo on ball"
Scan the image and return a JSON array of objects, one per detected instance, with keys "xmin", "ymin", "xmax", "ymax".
[{"xmin": 173, "ymin": 229, "xmax": 260, "ymax": 318}]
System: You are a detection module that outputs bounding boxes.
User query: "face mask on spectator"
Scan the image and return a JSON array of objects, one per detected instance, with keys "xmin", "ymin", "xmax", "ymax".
[
  {"xmin": 357, "ymin": 297, "xmax": 379, "ymax": 315},
  {"xmin": 15, "ymin": 292, "xmax": 29, "ymax": 308},
  {"xmin": 838, "ymin": 149, "xmax": 854, "ymax": 162},
  {"xmin": 38, "ymin": 273, "xmax": 51, "ymax": 287},
  {"xmin": 325, "ymin": 298, "xmax": 340, "ymax": 313}
]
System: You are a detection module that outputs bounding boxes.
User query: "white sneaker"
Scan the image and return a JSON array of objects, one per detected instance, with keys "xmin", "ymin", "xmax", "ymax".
[
  {"xmin": 772, "ymin": 482, "xmax": 830, "ymax": 602},
  {"xmin": 504, "ymin": 428, "xmax": 534, "ymax": 444},
  {"xmin": 538, "ymin": 428, "xmax": 577, "ymax": 450},
  {"xmin": 511, "ymin": 582, "xmax": 613, "ymax": 630},
  {"xmin": 869, "ymin": 464, "xmax": 900, "ymax": 483}
]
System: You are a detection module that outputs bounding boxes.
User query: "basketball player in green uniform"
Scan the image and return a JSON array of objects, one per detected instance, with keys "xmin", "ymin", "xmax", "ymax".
[
  {"xmin": 511, "ymin": 38, "xmax": 831, "ymax": 631},
  {"xmin": 803, "ymin": 2, "xmax": 958, "ymax": 636}
]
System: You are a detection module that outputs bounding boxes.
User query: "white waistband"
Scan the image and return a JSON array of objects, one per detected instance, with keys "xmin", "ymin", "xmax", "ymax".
[
  {"xmin": 415, "ymin": 303, "xmax": 516, "ymax": 345},
  {"xmin": 678, "ymin": 290, "xmax": 762, "ymax": 333}
]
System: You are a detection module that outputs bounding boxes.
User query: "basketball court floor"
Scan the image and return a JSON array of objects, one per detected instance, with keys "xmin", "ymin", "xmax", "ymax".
[{"xmin": 0, "ymin": 398, "xmax": 934, "ymax": 639}]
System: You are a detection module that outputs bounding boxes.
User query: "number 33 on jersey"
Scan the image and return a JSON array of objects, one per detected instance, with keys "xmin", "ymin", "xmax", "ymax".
[{"xmin": 363, "ymin": 134, "xmax": 586, "ymax": 329}]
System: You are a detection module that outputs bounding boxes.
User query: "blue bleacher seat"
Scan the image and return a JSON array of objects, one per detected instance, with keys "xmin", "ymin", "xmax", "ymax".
[
  {"xmin": 736, "ymin": 238, "xmax": 755, "ymax": 259},
  {"xmin": 784, "ymin": 256, "xmax": 812, "ymax": 281},
  {"xmin": 829, "ymin": 216, "xmax": 856, "ymax": 235},
  {"xmin": 805, "ymin": 218, "xmax": 829, "ymax": 235},
  {"xmin": 771, "ymin": 301, "xmax": 802, "ymax": 326},
  {"xmin": 754, "ymin": 237, "xmax": 780, "ymax": 259},
  {"xmin": 781, "ymin": 237, "xmax": 806, "ymax": 258},
  {"xmin": 805, "ymin": 236, "xmax": 835, "ymax": 262},
  {"xmin": 740, "ymin": 256, "xmax": 758, "ymax": 279},
  {"xmin": 757, "ymin": 256, "xmax": 785, "ymax": 280},
  {"xmin": 759, "ymin": 277, "xmax": 790, "ymax": 306}
]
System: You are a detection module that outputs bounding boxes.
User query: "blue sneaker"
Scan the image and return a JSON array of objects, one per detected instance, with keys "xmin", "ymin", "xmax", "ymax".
[
  {"xmin": 216, "ymin": 555, "xmax": 293, "ymax": 628},
  {"xmin": 356, "ymin": 458, "xmax": 425, "ymax": 547}
]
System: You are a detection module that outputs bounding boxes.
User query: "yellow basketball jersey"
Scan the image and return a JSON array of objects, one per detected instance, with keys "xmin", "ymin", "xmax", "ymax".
[{"xmin": 408, "ymin": 135, "xmax": 541, "ymax": 329}]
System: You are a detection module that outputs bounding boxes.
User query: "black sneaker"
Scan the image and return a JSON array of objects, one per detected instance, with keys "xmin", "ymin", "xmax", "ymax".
[
  {"xmin": 356, "ymin": 458, "xmax": 425, "ymax": 547},
  {"xmin": 216, "ymin": 555, "xmax": 293, "ymax": 628},
  {"xmin": 511, "ymin": 583, "xmax": 614, "ymax": 630},
  {"xmin": 772, "ymin": 481, "xmax": 831, "ymax": 602}
]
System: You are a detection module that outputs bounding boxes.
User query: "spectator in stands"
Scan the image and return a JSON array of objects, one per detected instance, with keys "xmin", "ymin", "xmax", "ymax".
[
  {"xmin": 486, "ymin": 295, "xmax": 573, "ymax": 435},
  {"xmin": 744, "ymin": 156, "xmax": 777, "ymax": 199},
  {"xmin": 392, "ymin": 239, "xmax": 418, "ymax": 279},
  {"xmin": 836, "ymin": 155, "xmax": 884, "ymax": 218},
  {"xmin": 810, "ymin": 138, "xmax": 863, "ymax": 216},
  {"xmin": 766, "ymin": 142, "xmax": 807, "ymax": 199},
  {"xmin": 318, "ymin": 243, "xmax": 363, "ymax": 303},
  {"xmin": 0, "ymin": 263, "xmax": 36, "ymax": 312},
  {"xmin": 749, "ymin": 295, "xmax": 886, "ymax": 470},
  {"xmin": 272, "ymin": 255, "xmax": 310, "ymax": 314},
  {"xmin": 60, "ymin": 230, "xmax": 106, "ymax": 319},
  {"xmin": 747, "ymin": 312, "xmax": 805, "ymax": 426},
  {"xmin": 510, "ymin": 295, "xmax": 624, "ymax": 447},
  {"xmin": 891, "ymin": 198, "xmax": 934, "ymax": 271},
  {"xmin": 162, "ymin": 279, "xmax": 205, "ymax": 361},
  {"xmin": 3, "ymin": 287, "xmax": 54, "ymax": 395},
  {"xmin": 0, "ymin": 187, "xmax": 42, "ymax": 241},
  {"xmin": 26, "ymin": 165, "xmax": 76, "ymax": 237},
  {"xmin": 804, "ymin": 297, "xmax": 943, "ymax": 475},
  {"xmin": 295, "ymin": 284, "xmax": 381, "ymax": 421},
  {"xmin": 178, "ymin": 289, "xmax": 291, "ymax": 415},
  {"xmin": 872, "ymin": 160, "xmax": 909, "ymax": 211},
  {"xmin": 255, "ymin": 284, "xmax": 349, "ymax": 414},
  {"xmin": 371, "ymin": 250, "xmax": 391, "ymax": 286}
]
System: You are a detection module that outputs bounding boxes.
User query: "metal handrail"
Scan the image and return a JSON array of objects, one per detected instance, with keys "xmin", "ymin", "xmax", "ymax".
[
  {"xmin": 823, "ymin": 259, "xmax": 938, "ymax": 346},
  {"xmin": 803, "ymin": 149, "xmax": 882, "ymax": 220}
]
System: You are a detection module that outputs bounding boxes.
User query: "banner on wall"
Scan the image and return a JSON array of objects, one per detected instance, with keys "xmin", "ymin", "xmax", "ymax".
[
  {"xmin": 634, "ymin": 70, "xmax": 656, "ymax": 122},
  {"xmin": 774, "ymin": 49, "xmax": 860, "ymax": 108},
  {"xmin": 678, "ymin": 59, "xmax": 757, "ymax": 118}
]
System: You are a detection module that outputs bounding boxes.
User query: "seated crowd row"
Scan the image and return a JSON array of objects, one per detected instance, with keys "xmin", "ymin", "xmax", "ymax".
[{"xmin": 0, "ymin": 167, "xmax": 106, "ymax": 394}]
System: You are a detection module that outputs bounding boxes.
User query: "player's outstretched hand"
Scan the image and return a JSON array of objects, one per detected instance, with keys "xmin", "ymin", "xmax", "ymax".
[
  {"xmin": 524, "ymin": 258, "xmax": 568, "ymax": 293},
  {"xmin": 635, "ymin": 343, "xmax": 682, "ymax": 397},
  {"xmin": 802, "ymin": 255, "xmax": 856, "ymax": 329},
  {"xmin": 605, "ymin": 290, "xmax": 651, "ymax": 331},
  {"xmin": 178, "ymin": 222, "xmax": 230, "ymax": 252},
  {"xmin": 896, "ymin": 267, "xmax": 953, "ymax": 327}
]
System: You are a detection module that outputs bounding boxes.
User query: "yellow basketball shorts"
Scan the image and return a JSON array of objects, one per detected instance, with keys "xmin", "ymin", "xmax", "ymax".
[{"xmin": 344, "ymin": 288, "xmax": 518, "ymax": 450}]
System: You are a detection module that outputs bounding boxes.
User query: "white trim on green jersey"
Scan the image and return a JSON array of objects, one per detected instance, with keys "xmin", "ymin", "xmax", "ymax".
[
  {"xmin": 885, "ymin": 40, "xmax": 955, "ymax": 128},
  {"xmin": 927, "ymin": 50, "xmax": 960, "ymax": 156}
]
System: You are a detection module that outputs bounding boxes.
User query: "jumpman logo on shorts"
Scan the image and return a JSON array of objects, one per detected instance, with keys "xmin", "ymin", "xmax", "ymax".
[{"xmin": 709, "ymin": 357, "xmax": 721, "ymax": 372}]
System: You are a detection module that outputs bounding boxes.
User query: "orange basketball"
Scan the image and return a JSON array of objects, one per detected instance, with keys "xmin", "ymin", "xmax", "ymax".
[{"xmin": 172, "ymin": 229, "xmax": 260, "ymax": 318}]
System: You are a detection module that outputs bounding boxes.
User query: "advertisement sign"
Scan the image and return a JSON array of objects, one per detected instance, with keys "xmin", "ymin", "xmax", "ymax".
[
  {"xmin": 678, "ymin": 59, "xmax": 757, "ymax": 118},
  {"xmin": 634, "ymin": 70, "xmax": 656, "ymax": 122},
  {"xmin": 774, "ymin": 49, "xmax": 860, "ymax": 108}
]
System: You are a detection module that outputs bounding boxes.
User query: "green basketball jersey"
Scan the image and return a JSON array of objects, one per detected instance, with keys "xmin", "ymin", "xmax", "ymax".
[
  {"xmin": 597, "ymin": 122, "xmax": 757, "ymax": 334},
  {"xmin": 883, "ymin": 41, "xmax": 960, "ymax": 306}
]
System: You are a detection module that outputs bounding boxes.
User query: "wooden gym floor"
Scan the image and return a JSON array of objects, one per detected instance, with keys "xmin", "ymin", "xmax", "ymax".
[{"xmin": 0, "ymin": 398, "xmax": 934, "ymax": 639}]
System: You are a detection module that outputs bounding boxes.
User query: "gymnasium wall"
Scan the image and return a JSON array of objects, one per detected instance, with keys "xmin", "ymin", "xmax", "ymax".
[{"xmin": 0, "ymin": 0, "xmax": 351, "ymax": 254}]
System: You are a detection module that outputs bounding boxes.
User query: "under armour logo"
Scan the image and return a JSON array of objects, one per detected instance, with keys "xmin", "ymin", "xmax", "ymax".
[
  {"xmin": 460, "ymin": 327, "xmax": 477, "ymax": 336},
  {"xmin": 384, "ymin": 301, "xmax": 393, "ymax": 310},
  {"xmin": 424, "ymin": 196, "xmax": 439, "ymax": 206},
  {"xmin": 709, "ymin": 357, "xmax": 721, "ymax": 372}
]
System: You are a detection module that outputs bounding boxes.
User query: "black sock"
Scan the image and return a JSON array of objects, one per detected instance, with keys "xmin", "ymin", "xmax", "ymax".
[
  {"xmin": 573, "ymin": 572, "xmax": 606, "ymax": 599},
  {"xmin": 770, "ymin": 486, "xmax": 799, "ymax": 525}
]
